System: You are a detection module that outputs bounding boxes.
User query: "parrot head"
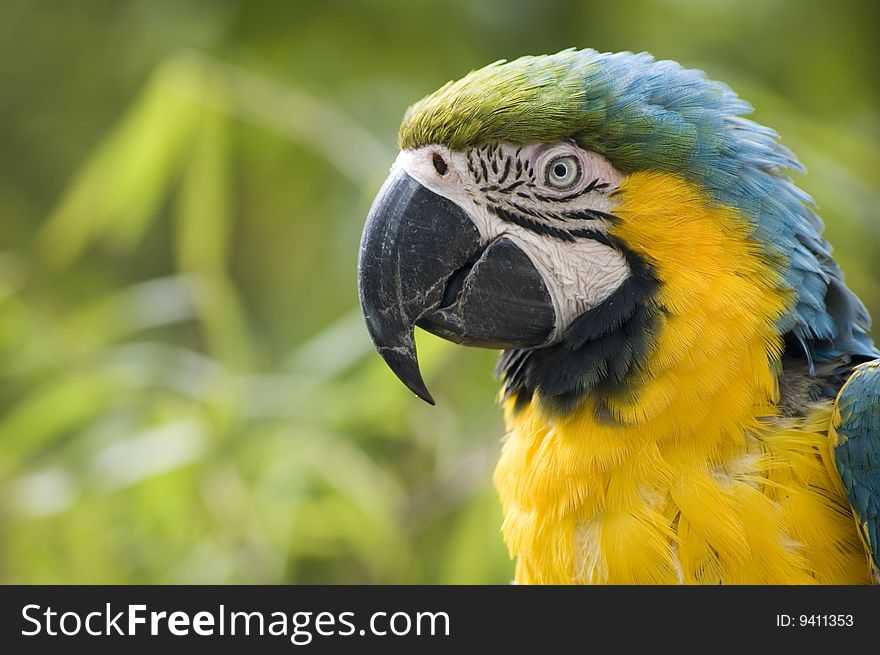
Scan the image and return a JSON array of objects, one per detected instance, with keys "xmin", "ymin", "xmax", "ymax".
[{"xmin": 358, "ymin": 49, "xmax": 874, "ymax": 416}]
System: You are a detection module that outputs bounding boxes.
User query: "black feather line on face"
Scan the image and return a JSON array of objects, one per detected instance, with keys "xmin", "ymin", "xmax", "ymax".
[
  {"xmin": 488, "ymin": 205, "xmax": 577, "ymax": 242},
  {"xmin": 530, "ymin": 179, "xmax": 610, "ymax": 203},
  {"xmin": 495, "ymin": 241, "xmax": 660, "ymax": 417},
  {"xmin": 487, "ymin": 204, "xmax": 614, "ymax": 245},
  {"xmin": 499, "ymin": 157, "xmax": 512, "ymax": 184}
]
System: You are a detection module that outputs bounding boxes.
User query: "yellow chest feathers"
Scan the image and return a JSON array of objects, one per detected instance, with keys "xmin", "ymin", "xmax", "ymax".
[
  {"xmin": 493, "ymin": 173, "xmax": 871, "ymax": 584},
  {"xmin": 496, "ymin": 402, "xmax": 870, "ymax": 584}
]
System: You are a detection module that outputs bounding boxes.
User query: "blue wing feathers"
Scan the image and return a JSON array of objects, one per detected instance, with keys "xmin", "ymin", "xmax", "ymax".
[{"xmin": 834, "ymin": 361, "xmax": 880, "ymax": 570}]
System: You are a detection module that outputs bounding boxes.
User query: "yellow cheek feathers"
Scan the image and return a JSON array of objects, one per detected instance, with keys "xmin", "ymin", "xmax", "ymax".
[
  {"xmin": 604, "ymin": 172, "xmax": 790, "ymax": 428},
  {"xmin": 494, "ymin": 172, "xmax": 870, "ymax": 584}
]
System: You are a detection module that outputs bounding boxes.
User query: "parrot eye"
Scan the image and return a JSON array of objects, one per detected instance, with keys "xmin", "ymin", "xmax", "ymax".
[{"xmin": 544, "ymin": 155, "xmax": 582, "ymax": 189}]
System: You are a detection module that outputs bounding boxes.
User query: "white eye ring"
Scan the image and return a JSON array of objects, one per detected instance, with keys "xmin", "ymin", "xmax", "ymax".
[{"xmin": 544, "ymin": 155, "xmax": 582, "ymax": 189}]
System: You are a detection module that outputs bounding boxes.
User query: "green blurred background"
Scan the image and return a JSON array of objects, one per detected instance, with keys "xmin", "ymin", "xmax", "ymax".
[{"xmin": 1, "ymin": 0, "xmax": 877, "ymax": 584}]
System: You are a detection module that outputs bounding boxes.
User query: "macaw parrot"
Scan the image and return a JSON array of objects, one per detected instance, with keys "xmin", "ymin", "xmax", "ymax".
[{"xmin": 357, "ymin": 49, "xmax": 880, "ymax": 584}]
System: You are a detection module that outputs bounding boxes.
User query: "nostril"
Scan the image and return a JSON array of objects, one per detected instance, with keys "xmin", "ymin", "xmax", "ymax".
[{"xmin": 432, "ymin": 153, "xmax": 448, "ymax": 176}]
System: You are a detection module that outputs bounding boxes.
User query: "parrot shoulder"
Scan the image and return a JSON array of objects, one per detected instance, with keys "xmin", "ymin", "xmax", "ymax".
[{"xmin": 831, "ymin": 359, "xmax": 880, "ymax": 578}]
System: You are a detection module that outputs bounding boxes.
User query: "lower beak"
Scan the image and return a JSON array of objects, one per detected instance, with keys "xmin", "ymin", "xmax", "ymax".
[{"xmin": 357, "ymin": 169, "xmax": 555, "ymax": 404}]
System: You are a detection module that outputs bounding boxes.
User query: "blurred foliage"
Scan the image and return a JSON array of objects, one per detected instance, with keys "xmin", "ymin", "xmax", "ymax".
[{"xmin": 0, "ymin": 0, "xmax": 877, "ymax": 584}]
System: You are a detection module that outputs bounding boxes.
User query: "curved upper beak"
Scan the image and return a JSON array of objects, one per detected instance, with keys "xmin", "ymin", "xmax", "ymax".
[{"xmin": 357, "ymin": 168, "xmax": 556, "ymax": 404}]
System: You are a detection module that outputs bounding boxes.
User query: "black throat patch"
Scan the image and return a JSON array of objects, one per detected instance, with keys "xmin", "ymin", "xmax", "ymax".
[{"xmin": 496, "ymin": 240, "xmax": 660, "ymax": 416}]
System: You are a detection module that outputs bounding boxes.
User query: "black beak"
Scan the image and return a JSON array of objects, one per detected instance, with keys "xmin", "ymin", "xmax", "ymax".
[{"xmin": 358, "ymin": 169, "xmax": 555, "ymax": 404}]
